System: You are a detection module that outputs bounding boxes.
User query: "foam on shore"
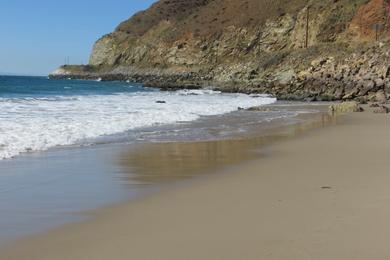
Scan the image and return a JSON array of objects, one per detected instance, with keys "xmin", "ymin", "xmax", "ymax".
[{"xmin": 0, "ymin": 89, "xmax": 276, "ymax": 159}]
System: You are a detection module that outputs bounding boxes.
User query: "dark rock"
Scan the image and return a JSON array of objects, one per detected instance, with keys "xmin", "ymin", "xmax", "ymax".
[
  {"xmin": 357, "ymin": 98, "xmax": 368, "ymax": 105},
  {"xmin": 247, "ymin": 106, "xmax": 274, "ymax": 112}
]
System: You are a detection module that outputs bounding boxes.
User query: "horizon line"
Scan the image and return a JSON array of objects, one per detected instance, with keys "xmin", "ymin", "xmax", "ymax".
[{"xmin": 0, "ymin": 72, "xmax": 47, "ymax": 77}]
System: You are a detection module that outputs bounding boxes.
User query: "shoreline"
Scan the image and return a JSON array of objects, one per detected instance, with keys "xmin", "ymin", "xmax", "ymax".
[
  {"xmin": 0, "ymin": 102, "xmax": 330, "ymax": 247},
  {"xmin": 3, "ymin": 107, "xmax": 389, "ymax": 259},
  {"xmin": 48, "ymin": 71, "xmax": 390, "ymax": 103}
]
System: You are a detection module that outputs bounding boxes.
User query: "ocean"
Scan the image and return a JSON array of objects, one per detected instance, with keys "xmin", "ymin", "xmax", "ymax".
[{"xmin": 0, "ymin": 76, "xmax": 276, "ymax": 160}]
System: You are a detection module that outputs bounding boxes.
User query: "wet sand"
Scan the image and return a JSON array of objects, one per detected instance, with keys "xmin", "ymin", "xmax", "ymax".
[
  {"xmin": 2, "ymin": 108, "xmax": 390, "ymax": 259},
  {"xmin": 0, "ymin": 103, "xmax": 329, "ymax": 246}
]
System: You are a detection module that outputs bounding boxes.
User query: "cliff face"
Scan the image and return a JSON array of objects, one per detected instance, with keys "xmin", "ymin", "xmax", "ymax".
[
  {"xmin": 89, "ymin": 0, "xmax": 307, "ymax": 67},
  {"xmin": 52, "ymin": 0, "xmax": 390, "ymax": 102},
  {"xmin": 349, "ymin": 0, "xmax": 390, "ymax": 40}
]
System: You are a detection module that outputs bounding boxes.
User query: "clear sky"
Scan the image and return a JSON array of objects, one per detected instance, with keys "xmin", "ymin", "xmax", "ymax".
[{"xmin": 0, "ymin": 0, "xmax": 157, "ymax": 76}]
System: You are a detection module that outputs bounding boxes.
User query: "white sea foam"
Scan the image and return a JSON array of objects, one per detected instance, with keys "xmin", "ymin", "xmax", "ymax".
[{"xmin": 0, "ymin": 90, "xmax": 276, "ymax": 159}]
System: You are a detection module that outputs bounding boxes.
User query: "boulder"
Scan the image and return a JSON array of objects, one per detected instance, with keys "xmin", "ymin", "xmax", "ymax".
[
  {"xmin": 369, "ymin": 103, "xmax": 380, "ymax": 108},
  {"xmin": 342, "ymin": 88, "xmax": 359, "ymax": 100},
  {"xmin": 374, "ymin": 78, "xmax": 384, "ymax": 88},
  {"xmin": 373, "ymin": 105, "xmax": 390, "ymax": 114},
  {"xmin": 375, "ymin": 90, "xmax": 388, "ymax": 104},
  {"xmin": 329, "ymin": 101, "xmax": 364, "ymax": 115}
]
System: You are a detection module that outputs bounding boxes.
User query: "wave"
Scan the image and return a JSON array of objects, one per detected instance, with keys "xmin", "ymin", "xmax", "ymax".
[{"xmin": 0, "ymin": 90, "xmax": 276, "ymax": 159}]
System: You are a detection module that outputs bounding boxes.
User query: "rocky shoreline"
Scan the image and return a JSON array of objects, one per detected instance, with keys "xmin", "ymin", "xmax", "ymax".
[{"xmin": 50, "ymin": 43, "xmax": 390, "ymax": 104}]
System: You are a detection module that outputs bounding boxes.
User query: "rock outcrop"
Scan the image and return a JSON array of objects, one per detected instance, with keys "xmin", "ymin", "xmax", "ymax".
[
  {"xmin": 50, "ymin": 0, "xmax": 390, "ymax": 103},
  {"xmin": 329, "ymin": 102, "xmax": 364, "ymax": 115}
]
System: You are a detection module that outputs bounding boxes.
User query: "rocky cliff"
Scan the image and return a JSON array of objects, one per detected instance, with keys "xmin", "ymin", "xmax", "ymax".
[{"xmin": 50, "ymin": 0, "xmax": 390, "ymax": 102}]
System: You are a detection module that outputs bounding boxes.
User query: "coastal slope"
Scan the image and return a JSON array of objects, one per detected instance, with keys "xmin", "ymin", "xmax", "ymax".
[{"xmin": 51, "ymin": 0, "xmax": 390, "ymax": 102}]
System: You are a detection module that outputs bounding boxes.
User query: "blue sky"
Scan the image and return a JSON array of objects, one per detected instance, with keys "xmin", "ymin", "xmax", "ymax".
[{"xmin": 0, "ymin": 0, "xmax": 157, "ymax": 76}]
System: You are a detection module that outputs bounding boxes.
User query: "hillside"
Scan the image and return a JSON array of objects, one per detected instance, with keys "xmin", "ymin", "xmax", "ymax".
[{"xmin": 51, "ymin": 0, "xmax": 390, "ymax": 102}]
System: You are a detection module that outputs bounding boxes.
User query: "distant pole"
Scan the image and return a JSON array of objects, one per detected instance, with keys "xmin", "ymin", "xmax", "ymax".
[
  {"xmin": 373, "ymin": 24, "xmax": 384, "ymax": 42},
  {"xmin": 305, "ymin": 6, "xmax": 310, "ymax": 48},
  {"xmin": 380, "ymin": 8, "xmax": 387, "ymax": 42},
  {"xmin": 376, "ymin": 25, "xmax": 379, "ymax": 41}
]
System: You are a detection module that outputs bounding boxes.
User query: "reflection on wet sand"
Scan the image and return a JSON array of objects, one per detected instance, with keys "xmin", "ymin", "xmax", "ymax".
[{"xmin": 118, "ymin": 112, "xmax": 337, "ymax": 184}]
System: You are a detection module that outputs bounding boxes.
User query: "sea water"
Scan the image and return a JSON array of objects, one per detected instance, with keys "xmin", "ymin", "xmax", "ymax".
[{"xmin": 0, "ymin": 76, "xmax": 276, "ymax": 160}]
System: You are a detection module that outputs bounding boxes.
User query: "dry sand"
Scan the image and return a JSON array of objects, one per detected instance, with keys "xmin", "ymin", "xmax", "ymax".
[{"xmin": 1, "ymin": 109, "xmax": 390, "ymax": 260}]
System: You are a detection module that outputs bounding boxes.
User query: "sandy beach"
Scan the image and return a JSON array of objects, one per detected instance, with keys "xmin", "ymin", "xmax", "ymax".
[{"xmin": 1, "ymin": 108, "xmax": 390, "ymax": 260}]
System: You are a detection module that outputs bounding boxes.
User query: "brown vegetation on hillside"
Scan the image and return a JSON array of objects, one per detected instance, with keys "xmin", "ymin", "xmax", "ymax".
[{"xmin": 116, "ymin": 0, "xmax": 308, "ymax": 40}]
